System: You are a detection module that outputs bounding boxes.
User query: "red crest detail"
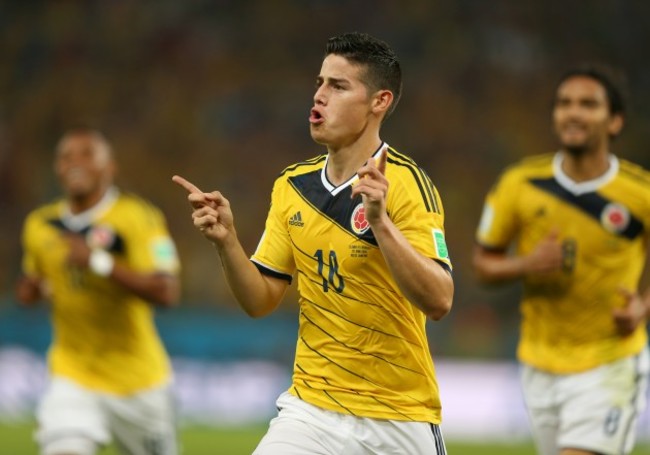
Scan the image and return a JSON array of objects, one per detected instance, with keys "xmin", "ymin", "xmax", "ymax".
[
  {"xmin": 86, "ymin": 225, "xmax": 116, "ymax": 249},
  {"xmin": 351, "ymin": 204, "xmax": 370, "ymax": 234},
  {"xmin": 600, "ymin": 203, "xmax": 629, "ymax": 233}
]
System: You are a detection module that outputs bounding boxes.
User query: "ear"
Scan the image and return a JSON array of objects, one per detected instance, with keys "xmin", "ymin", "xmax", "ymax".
[
  {"xmin": 108, "ymin": 158, "xmax": 118, "ymax": 177},
  {"xmin": 372, "ymin": 89, "xmax": 394, "ymax": 116},
  {"xmin": 608, "ymin": 113, "xmax": 624, "ymax": 137}
]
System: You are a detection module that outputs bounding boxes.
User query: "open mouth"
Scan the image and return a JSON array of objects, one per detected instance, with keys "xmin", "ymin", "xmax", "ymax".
[
  {"xmin": 64, "ymin": 168, "xmax": 87, "ymax": 181},
  {"xmin": 61, "ymin": 168, "xmax": 93, "ymax": 190},
  {"xmin": 559, "ymin": 122, "xmax": 588, "ymax": 137},
  {"xmin": 309, "ymin": 108, "xmax": 324, "ymax": 124}
]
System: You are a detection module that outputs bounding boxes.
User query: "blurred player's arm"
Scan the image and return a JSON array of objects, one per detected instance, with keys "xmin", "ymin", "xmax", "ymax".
[
  {"xmin": 641, "ymin": 287, "xmax": 650, "ymax": 320},
  {"xmin": 473, "ymin": 229, "xmax": 564, "ymax": 284},
  {"xmin": 15, "ymin": 275, "xmax": 47, "ymax": 305},
  {"xmin": 612, "ymin": 289, "xmax": 650, "ymax": 336},
  {"xmin": 110, "ymin": 267, "xmax": 179, "ymax": 308},
  {"xmin": 172, "ymin": 175, "xmax": 288, "ymax": 318},
  {"xmin": 634, "ymin": 247, "xmax": 650, "ymax": 323},
  {"xmin": 612, "ymin": 287, "xmax": 650, "ymax": 336},
  {"xmin": 17, "ymin": 235, "xmax": 49, "ymax": 305},
  {"xmin": 66, "ymin": 233, "xmax": 180, "ymax": 307}
]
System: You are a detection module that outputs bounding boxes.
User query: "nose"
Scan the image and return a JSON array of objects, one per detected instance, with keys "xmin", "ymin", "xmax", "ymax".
[
  {"xmin": 313, "ymin": 85, "xmax": 326, "ymax": 105},
  {"xmin": 561, "ymin": 100, "xmax": 586, "ymax": 119},
  {"xmin": 564, "ymin": 103, "xmax": 579, "ymax": 117}
]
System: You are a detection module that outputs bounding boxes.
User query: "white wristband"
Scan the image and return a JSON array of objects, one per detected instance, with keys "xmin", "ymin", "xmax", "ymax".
[{"xmin": 89, "ymin": 249, "xmax": 114, "ymax": 277}]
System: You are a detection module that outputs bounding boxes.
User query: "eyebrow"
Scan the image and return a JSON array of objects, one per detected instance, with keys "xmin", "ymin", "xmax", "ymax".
[
  {"xmin": 555, "ymin": 93, "xmax": 603, "ymax": 104},
  {"xmin": 317, "ymin": 75, "xmax": 351, "ymax": 86}
]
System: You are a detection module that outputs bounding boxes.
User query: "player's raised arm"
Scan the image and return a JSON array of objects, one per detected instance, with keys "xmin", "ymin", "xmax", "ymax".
[
  {"xmin": 171, "ymin": 175, "xmax": 288, "ymax": 317},
  {"xmin": 351, "ymin": 149, "xmax": 388, "ymax": 223},
  {"xmin": 352, "ymin": 151, "xmax": 453, "ymax": 320}
]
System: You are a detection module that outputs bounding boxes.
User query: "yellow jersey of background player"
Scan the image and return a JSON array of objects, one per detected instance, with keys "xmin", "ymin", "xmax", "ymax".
[
  {"xmin": 21, "ymin": 188, "xmax": 180, "ymax": 395},
  {"xmin": 477, "ymin": 152, "xmax": 650, "ymax": 373},
  {"xmin": 251, "ymin": 143, "xmax": 452, "ymax": 424}
]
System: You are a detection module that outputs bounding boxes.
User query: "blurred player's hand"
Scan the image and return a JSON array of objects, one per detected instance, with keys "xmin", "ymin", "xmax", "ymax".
[
  {"xmin": 523, "ymin": 229, "xmax": 564, "ymax": 275},
  {"xmin": 64, "ymin": 233, "xmax": 91, "ymax": 268},
  {"xmin": 16, "ymin": 276, "xmax": 45, "ymax": 305},
  {"xmin": 172, "ymin": 175, "xmax": 235, "ymax": 245},
  {"xmin": 613, "ymin": 288, "xmax": 647, "ymax": 336},
  {"xmin": 351, "ymin": 149, "xmax": 388, "ymax": 225}
]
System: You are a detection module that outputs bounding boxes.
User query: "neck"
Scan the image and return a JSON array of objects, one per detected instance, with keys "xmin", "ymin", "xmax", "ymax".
[
  {"xmin": 326, "ymin": 137, "xmax": 383, "ymax": 186},
  {"xmin": 67, "ymin": 188, "xmax": 108, "ymax": 214},
  {"xmin": 560, "ymin": 149, "xmax": 611, "ymax": 183}
]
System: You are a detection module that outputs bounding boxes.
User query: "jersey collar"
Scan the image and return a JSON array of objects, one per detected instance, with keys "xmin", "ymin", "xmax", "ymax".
[
  {"xmin": 552, "ymin": 151, "xmax": 618, "ymax": 196},
  {"xmin": 321, "ymin": 142, "xmax": 388, "ymax": 196},
  {"xmin": 60, "ymin": 186, "xmax": 120, "ymax": 232}
]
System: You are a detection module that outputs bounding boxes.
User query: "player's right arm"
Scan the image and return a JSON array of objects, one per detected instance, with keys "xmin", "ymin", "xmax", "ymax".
[
  {"xmin": 17, "ymin": 214, "xmax": 48, "ymax": 306},
  {"xmin": 473, "ymin": 229, "xmax": 564, "ymax": 284},
  {"xmin": 474, "ymin": 166, "xmax": 564, "ymax": 284},
  {"xmin": 172, "ymin": 175, "xmax": 288, "ymax": 317}
]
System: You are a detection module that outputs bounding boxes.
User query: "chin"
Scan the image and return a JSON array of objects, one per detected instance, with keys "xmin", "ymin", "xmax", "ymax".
[
  {"xmin": 65, "ymin": 186, "xmax": 92, "ymax": 199},
  {"xmin": 563, "ymin": 145, "xmax": 588, "ymax": 157},
  {"xmin": 309, "ymin": 131, "xmax": 328, "ymax": 145}
]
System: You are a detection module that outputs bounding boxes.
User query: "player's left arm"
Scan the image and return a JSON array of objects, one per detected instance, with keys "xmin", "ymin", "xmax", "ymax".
[
  {"xmin": 110, "ymin": 267, "xmax": 179, "ymax": 308},
  {"xmin": 352, "ymin": 151, "xmax": 453, "ymax": 320},
  {"xmin": 65, "ymin": 232, "xmax": 180, "ymax": 307},
  {"xmin": 612, "ymin": 287, "xmax": 650, "ymax": 336},
  {"xmin": 614, "ymin": 224, "xmax": 650, "ymax": 334}
]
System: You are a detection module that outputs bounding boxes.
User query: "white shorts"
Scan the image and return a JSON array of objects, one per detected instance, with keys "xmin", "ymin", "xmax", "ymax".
[
  {"xmin": 253, "ymin": 391, "xmax": 447, "ymax": 455},
  {"xmin": 35, "ymin": 376, "xmax": 178, "ymax": 455},
  {"xmin": 521, "ymin": 347, "xmax": 650, "ymax": 455}
]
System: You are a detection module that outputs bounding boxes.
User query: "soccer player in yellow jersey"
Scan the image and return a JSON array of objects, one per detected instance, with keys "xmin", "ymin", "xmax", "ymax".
[
  {"xmin": 173, "ymin": 32, "xmax": 453, "ymax": 454},
  {"xmin": 17, "ymin": 126, "xmax": 181, "ymax": 455},
  {"xmin": 474, "ymin": 65, "xmax": 650, "ymax": 455}
]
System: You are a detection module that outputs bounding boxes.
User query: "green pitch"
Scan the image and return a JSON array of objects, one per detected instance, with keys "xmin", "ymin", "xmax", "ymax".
[{"xmin": 1, "ymin": 422, "xmax": 648, "ymax": 454}]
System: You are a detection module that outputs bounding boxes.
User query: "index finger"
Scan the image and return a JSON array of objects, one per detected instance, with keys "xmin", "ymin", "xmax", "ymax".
[
  {"xmin": 377, "ymin": 148, "xmax": 387, "ymax": 175},
  {"xmin": 172, "ymin": 175, "xmax": 203, "ymax": 194}
]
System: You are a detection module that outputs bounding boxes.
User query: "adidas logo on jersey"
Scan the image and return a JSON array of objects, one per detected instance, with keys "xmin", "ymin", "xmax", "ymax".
[{"xmin": 288, "ymin": 211, "xmax": 304, "ymax": 227}]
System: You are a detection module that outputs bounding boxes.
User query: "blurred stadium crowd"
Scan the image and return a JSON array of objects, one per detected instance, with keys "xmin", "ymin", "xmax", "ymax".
[{"xmin": 2, "ymin": 0, "xmax": 650, "ymax": 359}]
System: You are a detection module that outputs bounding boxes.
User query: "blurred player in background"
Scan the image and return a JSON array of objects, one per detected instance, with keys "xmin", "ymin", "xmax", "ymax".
[
  {"xmin": 16, "ymin": 126, "xmax": 181, "ymax": 455},
  {"xmin": 473, "ymin": 65, "xmax": 650, "ymax": 455},
  {"xmin": 174, "ymin": 32, "xmax": 453, "ymax": 454}
]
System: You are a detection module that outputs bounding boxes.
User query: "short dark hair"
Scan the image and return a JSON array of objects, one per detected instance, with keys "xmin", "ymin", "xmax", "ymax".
[
  {"xmin": 57, "ymin": 124, "xmax": 113, "ymax": 155},
  {"xmin": 555, "ymin": 64, "xmax": 627, "ymax": 116},
  {"xmin": 61, "ymin": 124, "xmax": 103, "ymax": 136},
  {"xmin": 325, "ymin": 32, "xmax": 402, "ymax": 119}
]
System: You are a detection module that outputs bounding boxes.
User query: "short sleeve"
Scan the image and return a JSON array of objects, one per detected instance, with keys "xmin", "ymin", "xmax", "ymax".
[
  {"xmin": 250, "ymin": 177, "xmax": 295, "ymax": 282},
  {"xmin": 388, "ymin": 168, "xmax": 452, "ymax": 271},
  {"xmin": 124, "ymin": 203, "xmax": 180, "ymax": 274},
  {"xmin": 21, "ymin": 213, "xmax": 40, "ymax": 277},
  {"xmin": 476, "ymin": 169, "xmax": 520, "ymax": 250}
]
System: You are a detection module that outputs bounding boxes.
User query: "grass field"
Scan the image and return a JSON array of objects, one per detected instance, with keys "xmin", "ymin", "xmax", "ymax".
[{"xmin": 1, "ymin": 421, "xmax": 648, "ymax": 454}]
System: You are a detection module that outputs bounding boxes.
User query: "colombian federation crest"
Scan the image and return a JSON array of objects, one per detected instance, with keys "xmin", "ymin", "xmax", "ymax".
[
  {"xmin": 600, "ymin": 202, "xmax": 630, "ymax": 234},
  {"xmin": 351, "ymin": 203, "xmax": 370, "ymax": 235},
  {"xmin": 86, "ymin": 224, "xmax": 116, "ymax": 249}
]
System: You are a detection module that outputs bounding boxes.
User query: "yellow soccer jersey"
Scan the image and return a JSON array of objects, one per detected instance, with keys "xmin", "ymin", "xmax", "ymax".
[
  {"xmin": 251, "ymin": 143, "xmax": 452, "ymax": 424},
  {"xmin": 21, "ymin": 187, "xmax": 180, "ymax": 395},
  {"xmin": 477, "ymin": 152, "xmax": 650, "ymax": 373}
]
